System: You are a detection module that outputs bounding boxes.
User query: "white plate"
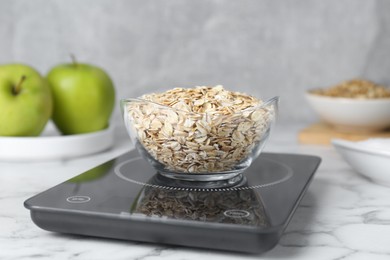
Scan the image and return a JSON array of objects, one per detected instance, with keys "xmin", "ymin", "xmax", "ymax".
[
  {"xmin": 332, "ymin": 138, "xmax": 390, "ymax": 187},
  {"xmin": 0, "ymin": 122, "xmax": 114, "ymax": 161}
]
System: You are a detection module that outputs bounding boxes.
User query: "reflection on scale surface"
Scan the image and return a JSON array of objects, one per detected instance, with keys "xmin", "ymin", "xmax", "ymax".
[{"xmin": 131, "ymin": 174, "xmax": 270, "ymax": 227}]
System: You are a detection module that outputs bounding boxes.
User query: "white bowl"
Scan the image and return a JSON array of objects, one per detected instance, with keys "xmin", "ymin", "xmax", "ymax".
[
  {"xmin": 305, "ymin": 92, "xmax": 390, "ymax": 132},
  {"xmin": 332, "ymin": 138, "xmax": 390, "ymax": 187}
]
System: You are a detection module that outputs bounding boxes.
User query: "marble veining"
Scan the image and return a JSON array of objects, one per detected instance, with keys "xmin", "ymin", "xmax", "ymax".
[{"xmin": 1, "ymin": 123, "xmax": 390, "ymax": 259}]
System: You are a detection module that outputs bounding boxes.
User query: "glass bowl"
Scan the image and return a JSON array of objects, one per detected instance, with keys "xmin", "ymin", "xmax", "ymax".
[{"xmin": 120, "ymin": 96, "xmax": 278, "ymax": 184}]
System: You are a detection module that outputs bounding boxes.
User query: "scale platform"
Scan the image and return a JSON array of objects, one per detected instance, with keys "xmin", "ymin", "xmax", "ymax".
[{"xmin": 24, "ymin": 150, "xmax": 321, "ymax": 254}]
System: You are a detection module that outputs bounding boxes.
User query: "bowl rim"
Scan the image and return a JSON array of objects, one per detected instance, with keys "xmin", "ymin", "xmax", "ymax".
[
  {"xmin": 306, "ymin": 90, "xmax": 390, "ymax": 103},
  {"xmin": 121, "ymin": 96, "xmax": 280, "ymax": 116},
  {"xmin": 332, "ymin": 138, "xmax": 390, "ymax": 158}
]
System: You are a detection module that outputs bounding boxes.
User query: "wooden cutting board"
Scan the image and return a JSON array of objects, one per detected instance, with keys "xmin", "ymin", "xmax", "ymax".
[{"xmin": 298, "ymin": 123, "xmax": 390, "ymax": 145}]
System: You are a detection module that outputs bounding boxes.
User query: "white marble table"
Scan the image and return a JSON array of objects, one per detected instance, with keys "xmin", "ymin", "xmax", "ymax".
[{"xmin": 1, "ymin": 123, "xmax": 390, "ymax": 260}]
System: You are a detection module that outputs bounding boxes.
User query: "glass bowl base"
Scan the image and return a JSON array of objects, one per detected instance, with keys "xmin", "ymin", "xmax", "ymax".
[{"xmin": 154, "ymin": 172, "xmax": 245, "ymax": 189}]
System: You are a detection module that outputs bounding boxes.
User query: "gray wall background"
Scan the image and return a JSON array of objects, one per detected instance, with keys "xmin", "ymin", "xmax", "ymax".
[{"xmin": 1, "ymin": 0, "xmax": 389, "ymax": 124}]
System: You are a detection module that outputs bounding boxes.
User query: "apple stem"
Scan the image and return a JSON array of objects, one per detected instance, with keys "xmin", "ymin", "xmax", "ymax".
[
  {"xmin": 12, "ymin": 75, "xmax": 26, "ymax": 95},
  {"xmin": 70, "ymin": 54, "xmax": 78, "ymax": 67}
]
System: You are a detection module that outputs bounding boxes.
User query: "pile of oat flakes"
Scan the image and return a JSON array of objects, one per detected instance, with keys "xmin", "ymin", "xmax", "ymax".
[
  {"xmin": 126, "ymin": 85, "xmax": 275, "ymax": 173},
  {"xmin": 311, "ymin": 79, "xmax": 390, "ymax": 99}
]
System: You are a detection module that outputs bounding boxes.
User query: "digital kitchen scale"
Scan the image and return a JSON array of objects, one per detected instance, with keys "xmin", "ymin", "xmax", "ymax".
[{"xmin": 24, "ymin": 150, "xmax": 321, "ymax": 254}]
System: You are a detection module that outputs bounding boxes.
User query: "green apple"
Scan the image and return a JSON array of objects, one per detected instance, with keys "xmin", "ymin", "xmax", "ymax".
[
  {"xmin": 47, "ymin": 60, "xmax": 115, "ymax": 135},
  {"xmin": 0, "ymin": 64, "xmax": 52, "ymax": 136}
]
